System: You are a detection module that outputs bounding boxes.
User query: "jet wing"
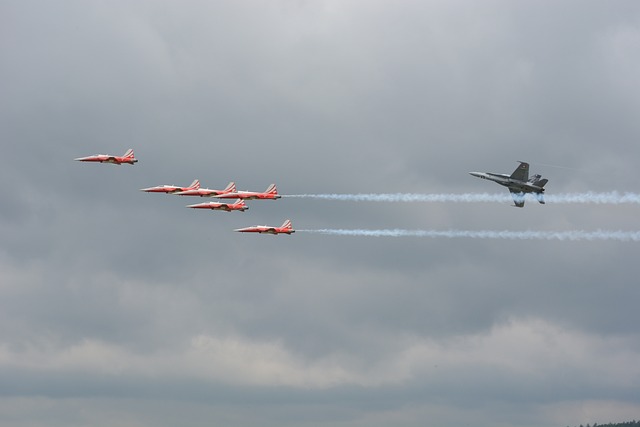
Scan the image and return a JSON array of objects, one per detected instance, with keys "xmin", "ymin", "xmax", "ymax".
[{"xmin": 509, "ymin": 189, "xmax": 525, "ymax": 208}]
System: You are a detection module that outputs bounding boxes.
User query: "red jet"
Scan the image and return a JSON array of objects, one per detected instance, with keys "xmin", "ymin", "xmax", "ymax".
[
  {"xmin": 186, "ymin": 199, "xmax": 248, "ymax": 212},
  {"xmin": 174, "ymin": 182, "xmax": 236, "ymax": 197},
  {"xmin": 140, "ymin": 179, "xmax": 200, "ymax": 194},
  {"xmin": 234, "ymin": 219, "xmax": 294, "ymax": 235},
  {"xmin": 215, "ymin": 183, "xmax": 280, "ymax": 200},
  {"xmin": 74, "ymin": 149, "xmax": 138, "ymax": 165}
]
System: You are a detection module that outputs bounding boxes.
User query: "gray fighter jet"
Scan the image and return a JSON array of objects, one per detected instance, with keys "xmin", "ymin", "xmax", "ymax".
[{"xmin": 469, "ymin": 161, "xmax": 548, "ymax": 207}]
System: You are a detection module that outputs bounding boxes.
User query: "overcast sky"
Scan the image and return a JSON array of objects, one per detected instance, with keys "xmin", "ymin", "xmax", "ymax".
[{"xmin": 2, "ymin": 1, "xmax": 640, "ymax": 426}]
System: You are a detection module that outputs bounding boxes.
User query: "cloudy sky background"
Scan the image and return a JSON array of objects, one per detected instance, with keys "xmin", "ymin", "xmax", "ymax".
[{"xmin": 2, "ymin": 1, "xmax": 640, "ymax": 426}]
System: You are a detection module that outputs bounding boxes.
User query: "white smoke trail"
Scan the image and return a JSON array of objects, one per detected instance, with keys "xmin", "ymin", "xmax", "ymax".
[
  {"xmin": 297, "ymin": 229, "xmax": 640, "ymax": 241},
  {"xmin": 546, "ymin": 192, "xmax": 640, "ymax": 204},
  {"xmin": 283, "ymin": 192, "xmax": 640, "ymax": 205}
]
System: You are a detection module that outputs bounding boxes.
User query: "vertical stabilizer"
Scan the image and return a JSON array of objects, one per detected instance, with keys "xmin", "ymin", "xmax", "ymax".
[
  {"xmin": 265, "ymin": 184, "xmax": 278, "ymax": 194},
  {"xmin": 224, "ymin": 182, "xmax": 237, "ymax": 193},
  {"xmin": 510, "ymin": 161, "xmax": 529, "ymax": 182}
]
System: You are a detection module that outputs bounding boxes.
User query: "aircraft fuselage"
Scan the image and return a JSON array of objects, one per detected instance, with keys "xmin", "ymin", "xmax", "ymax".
[{"xmin": 468, "ymin": 172, "xmax": 545, "ymax": 194}]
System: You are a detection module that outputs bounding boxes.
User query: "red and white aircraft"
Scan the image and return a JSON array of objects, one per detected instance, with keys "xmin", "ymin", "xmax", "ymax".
[
  {"xmin": 186, "ymin": 199, "xmax": 248, "ymax": 212},
  {"xmin": 234, "ymin": 219, "xmax": 294, "ymax": 235},
  {"xmin": 174, "ymin": 182, "xmax": 236, "ymax": 197},
  {"xmin": 74, "ymin": 149, "xmax": 138, "ymax": 165},
  {"xmin": 140, "ymin": 179, "xmax": 200, "ymax": 194},
  {"xmin": 215, "ymin": 183, "xmax": 280, "ymax": 200}
]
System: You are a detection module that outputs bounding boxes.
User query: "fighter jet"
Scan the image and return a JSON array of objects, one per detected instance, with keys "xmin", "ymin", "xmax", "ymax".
[
  {"xmin": 173, "ymin": 182, "xmax": 236, "ymax": 197},
  {"xmin": 186, "ymin": 199, "xmax": 248, "ymax": 212},
  {"xmin": 74, "ymin": 149, "xmax": 138, "ymax": 165},
  {"xmin": 469, "ymin": 161, "xmax": 548, "ymax": 207},
  {"xmin": 140, "ymin": 179, "xmax": 200, "ymax": 194},
  {"xmin": 215, "ymin": 184, "xmax": 280, "ymax": 200},
  {"xmin": 234, "ymin": 219, "xmax": 294, "ymax": 235}
]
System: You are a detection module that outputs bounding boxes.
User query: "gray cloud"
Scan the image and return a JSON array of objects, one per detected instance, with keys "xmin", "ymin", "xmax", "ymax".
[{"xmin": 1, "ymin": 1, "xmax": 640, "ymax": 426}]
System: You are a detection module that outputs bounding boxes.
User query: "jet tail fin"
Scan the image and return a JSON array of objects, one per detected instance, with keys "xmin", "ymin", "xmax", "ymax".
[
  {"xmin": 281, "ymin": 219, "xmax": 292, "ymax": 229},
  {"xmin": 510, "ymin": 161, "xmax": 529, "ymax": 181},
  {"xmin": 265, "ymin": 184, "xmax": 278, "ymax": 195},
  {"xmin": 224, "ymin": 182, "xmax": 236, "ymax": 193},
  {"xmin": 509, "ymin": 190, "xmax": 525, "ymax": 208},
  {"xmin": 536, "ymin": 178, "xmax": 548, "ymax": 188},
  {"xmin": 188, "ymin": 179, "xmax": 200, "ymax": 190},
  {"xmin": 123, "ymin": 149, "xmax": 135, "ymax": 158}
]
